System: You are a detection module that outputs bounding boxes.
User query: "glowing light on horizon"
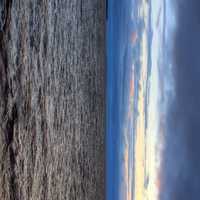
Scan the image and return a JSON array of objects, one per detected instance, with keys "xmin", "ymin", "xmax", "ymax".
[
  {"xmin": 134, "ymin": 1, "xmax": 149, "ymax": 199},
  {"xmin": 134, "ymin": 0, "xmax": 163, "ymax": 199}
]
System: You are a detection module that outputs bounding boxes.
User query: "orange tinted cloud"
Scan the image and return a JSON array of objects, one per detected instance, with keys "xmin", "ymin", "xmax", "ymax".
[
  {"xmin": 130, "ymin": 78, "xmax": 134, "ymax": 98},
  {"xmin": 131, "ymin": 32, "xmax": 138, "ymax": 45}
]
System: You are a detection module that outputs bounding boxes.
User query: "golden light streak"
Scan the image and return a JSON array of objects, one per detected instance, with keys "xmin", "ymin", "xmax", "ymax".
[
  {"xmin": 134, "ymin": 1, "xmax": 150, "ymax": 199},
  {"xmin": 134, "ymin": 26, "xmax": 148, "ymax": 200}
]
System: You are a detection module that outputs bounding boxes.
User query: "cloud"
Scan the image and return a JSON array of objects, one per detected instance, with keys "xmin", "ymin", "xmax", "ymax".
[{"xmin": 160, "ymin": 1, "xmax": 200, "ymax": 199}]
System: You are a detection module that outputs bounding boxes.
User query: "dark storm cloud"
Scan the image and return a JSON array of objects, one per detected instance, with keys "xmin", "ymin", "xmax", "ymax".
[{"xmin": 160, "ymin": 1, "xmax": 200, "ymax": 200}]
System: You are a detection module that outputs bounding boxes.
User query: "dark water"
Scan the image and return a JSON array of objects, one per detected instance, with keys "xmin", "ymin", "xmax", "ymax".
[{"xmin": 0, "ymin": 1, "xmax": 105, "ymax": 199}]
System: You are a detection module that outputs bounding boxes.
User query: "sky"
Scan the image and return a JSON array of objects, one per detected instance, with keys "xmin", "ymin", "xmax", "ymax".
[{"xmin": 107, "ymin": 0, "xmax": 200, "ymax": 200}]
